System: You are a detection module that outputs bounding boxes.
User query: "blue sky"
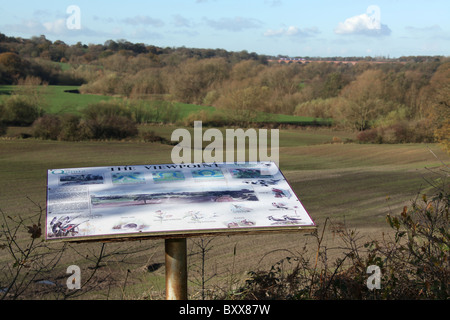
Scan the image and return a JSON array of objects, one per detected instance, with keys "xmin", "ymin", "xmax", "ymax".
[{"xmin": 1, "ymin": 0, "xmax": 449, "ymax": 57}]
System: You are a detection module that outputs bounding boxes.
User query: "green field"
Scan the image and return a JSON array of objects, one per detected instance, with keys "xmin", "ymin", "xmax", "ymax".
[
  {"xmin": 0, "ymin": 85, "xmax": 115, "ymax": 115},
  {"xmin": 0, "ymin": 85, "xmax": 216, "ymax": 119},
  {"xmin": 0, "ymin": 85, "xmax": 330, "ymax": 125}
]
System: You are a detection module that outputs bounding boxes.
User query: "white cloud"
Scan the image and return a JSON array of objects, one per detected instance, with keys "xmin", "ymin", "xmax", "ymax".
[
  {"xmin": 204, "ymin": 17, "xmax": 262, "ymax": 32},
  {"xmin": 335, "ymin": 6, "xmax": 391, "ymax": 36},
  {"xmin": 264, "ymin": 26, "xmax": 319, "ymax": 37},
  {"xmin": 286, "ymin": 26, "xmax": 300, "ymax": 36},
  {"xmin": 129, "ymin": 28, "xmax": 163, "ymax": 40},
  {"xmin": 173, "ymin": 14, "xmax": 192, "ymax": 28},
  {"xmin": 121, "ymin": 15, "xmax": 164, "ymax": 27},
  {"xmin": 264, "ymin": 28, "xmax": 284, "ymax": 37},
  {"xmin": 43, "ymin": 18, "xmax": 67, "ymax": 35},
  {"xmin": 405, "ymin": 25, "xmax": 450, "ymax": 40},
  {"xmin": 3, "ymin": 19, "xmax": 44, "ymax": 35}
]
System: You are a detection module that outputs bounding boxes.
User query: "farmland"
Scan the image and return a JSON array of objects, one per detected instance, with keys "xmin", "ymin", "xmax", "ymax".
[
  {"xmin": 0, "ymin": 122, "xmax": 447, "ymax": 299},
  {"xmin": 0, "ymin": 33, "xmax": 448, "ymax": 299},
  {"xmin": 0, "ymin": 84, "xmax": 330, "ymax": 127},
  {"xmin": 0, "ymin": 85, "xmax": 448, "ymax": 300}
]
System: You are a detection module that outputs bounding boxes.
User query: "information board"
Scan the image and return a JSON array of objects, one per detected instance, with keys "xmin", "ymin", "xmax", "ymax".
[{"xmin": 46, "ymin": 162, "xmax": 315, "ymax": 241}]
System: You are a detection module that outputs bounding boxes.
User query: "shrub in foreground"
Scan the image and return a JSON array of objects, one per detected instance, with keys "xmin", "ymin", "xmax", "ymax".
[{"xmin": 232, "ymin": 168, "xmax": 449, "ymax": 300}]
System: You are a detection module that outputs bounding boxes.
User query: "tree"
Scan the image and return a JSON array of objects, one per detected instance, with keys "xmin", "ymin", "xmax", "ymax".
[
  {"xmin": 0, "ymin": 52, "xmax": 24, "ymax": 83},
  {"xmin": 0, "ymin": 52, "xmax": 22, "ymax": 70},
  {"xmin": 230, "ymin": 60, "xmax": 264, "ymax": 82},
  {"xmin": 129, "ymin": 68, "xmax": 167, "ymax": 98},
  {"xmin": 322, "ymin": 72, "xmax": 348, "ymax": 98},
  {"xmin": 339, "ymin": 69, "xmax": 386, "ymax": 130},
  {"xmin": 215, "ymin": 85, "xmax": 270, "ymax": 124},
  {"xmin": 435, "ymin": 119, "xmax": 450, "ymax": 154},
  {"xmin": 425, "ymin": 62, "xmax": 450, "ymax": 153},
  {"xmin": 259, "ymin": 64, "xmax": 300, "ymax": 96},
  {"xmin": 169, "ymin": 58, "xmax": 230, "ymax": 104},
  {"xmin": 425, "ymin": 62, "xmax": 450, "ymax": 121}
]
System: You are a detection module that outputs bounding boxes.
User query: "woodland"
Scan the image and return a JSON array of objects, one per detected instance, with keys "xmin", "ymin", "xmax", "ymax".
[{"xmin": 0, "ymin": 33, "xmax": 448, "ymax": 150}]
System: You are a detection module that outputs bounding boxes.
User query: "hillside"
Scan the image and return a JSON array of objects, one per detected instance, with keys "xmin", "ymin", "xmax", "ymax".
[
  {"xmin": 0, "ymin": 33, "xmax": 449, "ymax": 300},
  {"xmin": 1, "ymin": 33, "xmax": 448, "ymax": 149}
]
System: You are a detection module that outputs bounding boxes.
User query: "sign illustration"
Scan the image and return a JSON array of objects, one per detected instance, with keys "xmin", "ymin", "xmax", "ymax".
[{"xmin": 46, "ymin": 162, "xmax": 315, "ymax": 241}]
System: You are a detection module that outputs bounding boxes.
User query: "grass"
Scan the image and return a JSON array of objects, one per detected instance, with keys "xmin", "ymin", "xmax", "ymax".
[
  {"xmin": 0, "ymin": 85, "xmax": 330, "ymax": 125},
  {"xmin": 56, "ymin": 62, "xmax": 72, "ymax": 72},
  {"xmin": 259, "ymin": 112, "xmax": 332, "ymax": 125},
  {"xmin": 173, "ymin": 102, "xmax": 215, "ymax": 119},
  {"xmin": 0, "ymin": 85, "xmax": 115, "ymax": 115},
  {"xmin": 40, "ymin": 86, "xmax": 115, "ymax": 115}
]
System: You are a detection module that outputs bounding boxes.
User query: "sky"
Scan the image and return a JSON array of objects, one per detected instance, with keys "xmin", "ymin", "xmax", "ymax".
[{"xmin": 1, "ymin": 0, "xmax": 449, "ymax": 58}]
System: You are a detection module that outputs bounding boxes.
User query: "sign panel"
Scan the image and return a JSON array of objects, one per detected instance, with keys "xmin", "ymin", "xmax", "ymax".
[{"xmin": 46, "ymin": 162, "xmax": 315, "ymax": 241}]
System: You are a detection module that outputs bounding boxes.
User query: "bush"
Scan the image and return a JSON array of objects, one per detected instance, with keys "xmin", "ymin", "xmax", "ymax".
[
  {"xmin": 30, "ymin": 101, "xmax": 140, "ymax": 141},
  {"xmin": 0, "ymin": 121, "xmax": 6, "ymax": 136},
  {"xmin": 383, "ymin": 189, "xmax": 449, "ymax": 299},
  {"xmin": 231, "ymin": 168, "xmax": 449, "ymax": 300},
  {"xmin": 82, "ymin": 100, "xmax": 133, "ymax": 120},
  {"xmin": 79, "ymin": 72, "xmax": 123, "ymax": 95},
  {"xmin": 58, "ymin": 114, "xmax": 87, "ymax": 141},
  {"xmin": 81, "ymin": 101, "xmax": 138, "ymax": 139},
  {"xmin": 140, "ymin": 130, "xmax": 174, "ymax": 145},
  {"xmin": 435, "ymin": 119, "xmax": 450, "ymax": 154},
  {"xmin": 84, "ymin": 116, "xmax": 138, "ymax": 140},
  {"xmin": 356, "ymin": 128, "xmax": 381, "ymax": 144},
  {"xmin": 183, "ymin": 109, "xmax": 227, "ymax": 127},
  {"xmin": 295, "ymin": 98, "xmax": 335, "ymax": 119},
  {"xmin": 32, "ymin": 115, "xmax": 62, "ymax": 140},
  {"xmin": 411, "ymin": 119, "xmax": 437, "ymax": 143},
  {"xmin": 357, "ymin": 120, "xmax": 435, "ymax": 144},
  {"xmin": 128, "ymin": 100, "xmax": 156, "ymax": 124},
  {"xmin": 0, "ymin": 104, "xmax": 6, "ymax": 136},
  {"xmin": 128, "ymin": 100, "xmax": 181, "ymax": 124},
  {"xmin": 1, "ymin": 95, "xmax": 42, "ymax": 126}
]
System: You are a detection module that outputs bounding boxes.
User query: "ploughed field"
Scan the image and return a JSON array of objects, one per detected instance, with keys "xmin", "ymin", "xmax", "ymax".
[{"xmin": 0, "ymin": 124, "xmax": 447, "ymax": 298}]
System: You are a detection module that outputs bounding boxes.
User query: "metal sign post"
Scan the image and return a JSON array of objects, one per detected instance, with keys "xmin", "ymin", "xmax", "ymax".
[{"xmin": 165, "ymin": 238, "xmax": 188, "ymax": 300}]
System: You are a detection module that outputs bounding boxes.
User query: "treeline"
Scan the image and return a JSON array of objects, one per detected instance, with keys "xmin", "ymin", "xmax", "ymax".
[
  {"xmin": 77, "ymin": 53, "xmax": 448, "ymax": 139},
  {"xmin": 78, "ymin": 52, "xmax": 447, "ymax": 147},
  {"xmin": 0, "ymin": 33, "xmax": 266, "ymax": 85},
  {"xmin": 0, "ymin": 33, "xmax": 448, "ymax": 149}
]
